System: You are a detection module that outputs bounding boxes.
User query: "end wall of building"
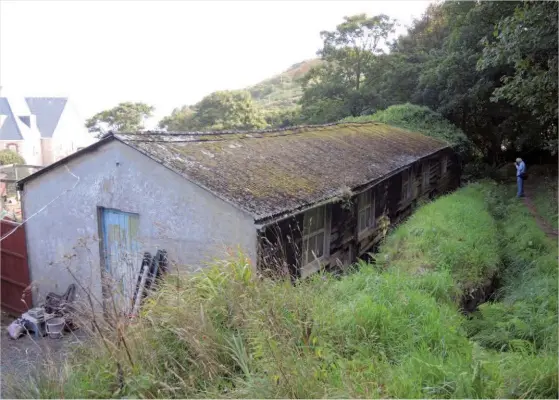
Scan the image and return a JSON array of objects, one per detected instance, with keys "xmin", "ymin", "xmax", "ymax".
[{"xmin": 21, "ymin": 140, "xmax": 257, "ymax": 308}]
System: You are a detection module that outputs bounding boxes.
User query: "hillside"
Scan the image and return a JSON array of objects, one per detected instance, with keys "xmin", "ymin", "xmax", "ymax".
[{"xmin": 246, "ymin": 59, "xmax": 321, "ymax": 111}]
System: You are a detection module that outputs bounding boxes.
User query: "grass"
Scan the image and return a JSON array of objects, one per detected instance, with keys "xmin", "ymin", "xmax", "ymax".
[
  {"xmin": 530, "ymin": 175, "xmax": 558, "ymax": 230},
  {"xmin": 375, "ymin": 183, "xmax": 500, "ymax": 294},
  {"xmin": 13, "ymin": 182, "xmax": 558, "ymax": 399},
  {"xmin": 464, "ymin": 182, "xmax": 558, "ymax": 397}
]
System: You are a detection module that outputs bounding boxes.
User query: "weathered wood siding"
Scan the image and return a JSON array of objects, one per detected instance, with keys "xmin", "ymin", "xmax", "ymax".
[{"xmin": 258, "ymin": 148, "xmax": 461, "ymax": 277}]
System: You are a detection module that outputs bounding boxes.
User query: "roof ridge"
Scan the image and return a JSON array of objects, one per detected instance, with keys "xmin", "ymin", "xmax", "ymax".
[{"xmin": 117, "ymin": 121, "xmax": 385, "ymax": 137}]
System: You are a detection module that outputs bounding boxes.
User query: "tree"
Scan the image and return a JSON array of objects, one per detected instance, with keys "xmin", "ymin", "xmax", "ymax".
[
  {"xmin": 86, "ymin": 102, "xmax": 154, "ymax": 135},
  {"xmin": 0, "ymin": 149, "xmax": 25, "ymax": 165},
  {"xmin": 319, "ymin": 14, "xmax": 396, "ymax": 91},
  {"xmin": 159, "ymin": 91, "xmax": 267, "ymax": 132},
  {"xmin": 300, "ymin": 13, "xmax": 396, "ymax": 122},
  {"xmin": 478, "ymin": 1, "xmax": 558, "ymax": 153},
  {"xmin": 158, "ymin": 106, "xmax": 196, "ymax": 131}
]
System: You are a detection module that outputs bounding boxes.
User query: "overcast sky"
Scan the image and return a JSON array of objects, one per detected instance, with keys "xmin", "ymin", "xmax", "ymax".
[{"xmin": 0, "ymin": 0, "xmax": 431, "ymax": 127}]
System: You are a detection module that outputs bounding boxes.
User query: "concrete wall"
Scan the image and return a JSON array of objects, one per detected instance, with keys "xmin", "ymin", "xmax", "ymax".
[{"xmin": 21, "ymin": 140, "xmax": 257, "ymax": 308}]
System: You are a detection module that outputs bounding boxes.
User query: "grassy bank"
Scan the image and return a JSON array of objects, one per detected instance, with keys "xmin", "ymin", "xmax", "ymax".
[
  {"xmin": 16, "ymin": 183, "xmax": 558, "ymax": 398},
  {"xmin": 530, "ymin": 175, "xmax": 558, "ymax": 230},
  {"xmin": 465, "ymin": 183, "xmax": 558, "ymax": 397}
]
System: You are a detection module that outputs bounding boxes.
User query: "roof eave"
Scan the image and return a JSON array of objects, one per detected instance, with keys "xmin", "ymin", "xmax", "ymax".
[
  {"xmin": 253, "ymin": 144, "xmax": 451, "ymax": 226},
  {"xmin": 17, "ymin": 134, "xmax": 115, "ymax": 189}
]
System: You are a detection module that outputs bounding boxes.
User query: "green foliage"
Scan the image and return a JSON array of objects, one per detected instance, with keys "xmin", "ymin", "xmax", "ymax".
[
  {"xmin": 376, "ymin": 183, "xmax": 500, "ymax": 293},
  {"xmin": 342, "ymin": 103, "xmax": 472, "ymax": 159},
  {"xmin": 299, "ymin": 14, "xmax": 395, "ymax": 123},
  {"xmin": 248, "ymin": 60, "xmax": 322, "ymax": 111},
  {"xmin": 17, "ymin": 183, "xmax": 558, "ymax": 398},
  {"xmin": 0, "ymin": 149, "xmax": 25, "ymax": 165},
  {"xmin": 296, "ymin": 2, "xmax": 557, "ymax": 162},
  {"xmin": 478, "ymin": 1, "xmax": 558, "ymax": 153},
  {"xmin": 263, "ymin": 107, "xmax": 302, "ymax": 129},
  {"xmin": 159, "ymin": 90, "xmax": 267, "ymax": 132},
  {"xmin": 466, "ymin": 183, "xmax": 558, "ymax": 354},
  {"xmin": 85, "ymin": 102, "xmax": 154, "ymax": 135},
  {"xmin": 531, "ymin": 176, "xmax": 559, "ymax": 230},
  {"xmin": 157, "ymin": 105, "xmax": 195, "ymax": 131}
]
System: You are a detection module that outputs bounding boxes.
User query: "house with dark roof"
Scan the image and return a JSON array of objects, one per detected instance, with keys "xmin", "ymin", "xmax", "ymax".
[
  {"xmin": 17, "ymin": 122, "xmax": 460, "ymax": 309},
  {"xmin": 0, "ymin": 97, "xmax": 95, "ymax": 166}
]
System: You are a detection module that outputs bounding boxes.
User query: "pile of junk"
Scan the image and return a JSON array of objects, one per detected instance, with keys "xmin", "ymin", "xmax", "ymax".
[
  {"xmin": 6, "ymin": 249, "xmax": 169, "ymax": 340},
  {"xmin": 7, "ymin": 283, "xmax": 78, "ymax": 340}
]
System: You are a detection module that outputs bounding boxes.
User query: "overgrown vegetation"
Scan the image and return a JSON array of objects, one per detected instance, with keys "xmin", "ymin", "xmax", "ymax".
[
  {"xmin": 530, "ymin": 176, "xmax": 559, "ymax": 230},
  {"xmin": 146, "ymin": 1, "xmax": 558, "ymax": 165},
  {"xmin": 465, "ymin": 182, "xmax": 558, "ymax": 398},
  {"xmin": 341, "ymin": 103, "xmax": 472, "ymax": 159},
  {"xmin": 0, "ymin": 149, "xmax": 25, "ymax": 165},
  {"xmin": 15, "ymin": 182, "xmax": 557, "ymax": 399}
]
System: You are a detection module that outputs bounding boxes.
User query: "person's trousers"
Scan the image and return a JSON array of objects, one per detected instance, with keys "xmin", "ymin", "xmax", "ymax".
[{"xmin": 517, "ymin": 176, "xmax": 524, "ymax": 197}]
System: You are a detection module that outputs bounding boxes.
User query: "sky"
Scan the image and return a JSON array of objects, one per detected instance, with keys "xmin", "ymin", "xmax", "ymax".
[{"xmin": 0, "ymin": 0, "xmax": 431, "ymax": 128}]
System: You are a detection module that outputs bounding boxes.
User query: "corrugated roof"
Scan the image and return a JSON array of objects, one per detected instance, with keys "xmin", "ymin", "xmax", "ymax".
[
  {"xmin": 116, "ymin": 122, "xmax": 449, "ymax": 221},
  {"xmin": 0, "ymin": 98, "xmax": 24, "ymax": 140},
  {"xmin": 25, "ymin": 97, "xmax": 68, "ymax": 138}
]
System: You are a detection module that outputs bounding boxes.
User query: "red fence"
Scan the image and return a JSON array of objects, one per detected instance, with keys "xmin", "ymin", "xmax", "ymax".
[{"xmin": 1, "ymin": 218, "xmax": 32, "ymax": 315}]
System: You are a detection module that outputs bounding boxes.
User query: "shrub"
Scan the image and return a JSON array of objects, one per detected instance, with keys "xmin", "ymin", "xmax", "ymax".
[
  {"xmin": 341, "ymin": 103, "xmax": 473, "ymax": 159},
  {"xmin": 0, "ymin": 149, "xmax": 25, "ymax": 165}
]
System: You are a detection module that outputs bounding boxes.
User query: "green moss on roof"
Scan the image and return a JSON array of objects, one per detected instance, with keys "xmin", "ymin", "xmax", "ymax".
[{"xmin": 117, "ymin": 122, "xmax": 449, "ymax": 220}]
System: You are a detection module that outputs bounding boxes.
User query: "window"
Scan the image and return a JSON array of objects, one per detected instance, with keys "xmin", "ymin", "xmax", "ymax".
[
  {"xmin": 441, "ymin": 156, "xmax": 448, "ymax": 176},
  {"xmin": 7, "ymin": 143, "xmax": 18, "ymax": 153},
  {"xmin": 422, "ymin": 162, "xmax": 430, "ymax": 190},
  {"xmin": 302, "ymin": 206, "xmax": 327, "ymax": 266},
  {"xmin": 402, "ymin": 169, "xmax": 413, "ymax": 201},
  {"xmin": 357, "ymin": 189, "xmax": 375, "ymax": 234}
]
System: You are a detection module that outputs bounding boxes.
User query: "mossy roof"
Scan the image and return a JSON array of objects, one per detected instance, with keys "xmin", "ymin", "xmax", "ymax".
[{"xmin": 116, "ymin": 122, "xmax": 449, "ymax": 222}]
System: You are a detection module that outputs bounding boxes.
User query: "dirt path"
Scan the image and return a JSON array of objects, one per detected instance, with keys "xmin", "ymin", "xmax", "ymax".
[{"xmin": 523, "ymin": 185, "xmax": 558, "ymax": 239}]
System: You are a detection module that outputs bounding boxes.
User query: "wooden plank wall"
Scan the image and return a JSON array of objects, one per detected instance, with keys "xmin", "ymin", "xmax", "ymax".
[{"xmin": 259, "ymin": 148, "xmax": 461, "ymax": 277}]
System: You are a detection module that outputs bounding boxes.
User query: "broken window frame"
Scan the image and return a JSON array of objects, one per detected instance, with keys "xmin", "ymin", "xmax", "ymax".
[
  {"xmin": 357, "ymin": 189, "xmax": 375, "ymax": 236},
  {"xmin": 401, "ymin": 169, "xmax": 413, "ymax": 201},
  {"xmin": 302, "ymin": 205, "xmax": 328, "ymax": 270}
]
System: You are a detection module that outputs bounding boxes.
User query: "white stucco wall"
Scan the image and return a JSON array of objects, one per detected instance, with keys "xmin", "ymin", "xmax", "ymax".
[
  {"xmin": 21, "ymin": 140, "xmax": 257, "ymax": 308},
  {"xmin": 51, "ymin": 102, "xmax": 96, "ymax": 162}
]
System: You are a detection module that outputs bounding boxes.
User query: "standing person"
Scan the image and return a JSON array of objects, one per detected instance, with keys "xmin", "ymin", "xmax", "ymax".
[{"xmin": 515, "ymin": 157, "xmax": 526, "ymax": 198}]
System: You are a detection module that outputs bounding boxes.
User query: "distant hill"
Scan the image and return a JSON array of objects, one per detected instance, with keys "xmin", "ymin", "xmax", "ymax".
[{"xmin": 246, "ymin": 59, "xmax": 322, "ymax": 111}]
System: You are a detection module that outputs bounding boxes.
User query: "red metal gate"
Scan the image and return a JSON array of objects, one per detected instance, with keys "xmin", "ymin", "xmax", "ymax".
[{"xmin": 1, "ymin": 218, "xmax": 32, "ymax": 315}]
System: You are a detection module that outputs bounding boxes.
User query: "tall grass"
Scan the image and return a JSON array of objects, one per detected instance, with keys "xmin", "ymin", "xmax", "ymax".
[
  {"xmin": 464, "ymin": 182, "xmax": 558, "ymax": 398},
  {"xmin": 375, "ymin": 183, "xmax": 500, "ymax": 295},
  {"xmin": 13, "ymin": 183, "xmax": 558, "ymax": 399}
]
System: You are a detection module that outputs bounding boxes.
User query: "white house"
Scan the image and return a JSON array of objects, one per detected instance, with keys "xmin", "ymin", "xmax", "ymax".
[
  {"xmin": 17, "ymin": 122, "xmax": 459, "ymax": 311},
  {"xmin": 0, "ymin": 97, "xmax": 96, "ymax": 166}
]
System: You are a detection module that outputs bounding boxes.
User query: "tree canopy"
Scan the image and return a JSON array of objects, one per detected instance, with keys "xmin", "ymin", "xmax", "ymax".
[
  {"xmin": 86, "ymin": 102, "xmax": 154, "ymax": 135},
  {"xmin": 299, "ymin": 1, "xmax": 558, "ymax": 162},
  {"xmin": 0, "ymin": 149, "xmax": 25, "ymax": 165},
  {"xmin": 159, "ymin": 1, "xmax": 557, "ymax": 163},
  {"xmin": 159, "ymin": 90, "xmax": 267, "ymax": 132}
]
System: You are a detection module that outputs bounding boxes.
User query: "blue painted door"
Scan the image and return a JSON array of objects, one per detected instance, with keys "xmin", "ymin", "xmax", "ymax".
[{"xmin": 101, "ymin": 209, "xmax": 140, "ymax": 311}]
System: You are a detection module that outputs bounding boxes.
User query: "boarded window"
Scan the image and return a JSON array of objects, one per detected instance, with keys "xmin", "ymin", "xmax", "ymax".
[
  {"xmin": 441, "ymin": 155, "xmax": 448, "ymax": 176},
  {"xmin": 357, "ymin": 189, "xmax": 375, "ymax": 233},
  {"xmin": 302, "ymin": 206, "xmax": 327, "ymax": 266},
  {"xmin": 422, "ymin": 161, "xmax": 430, "ymax": 190},
  {"xmin": 402, "ymin": 169, "xmax": 413, "ymax": 201}
]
